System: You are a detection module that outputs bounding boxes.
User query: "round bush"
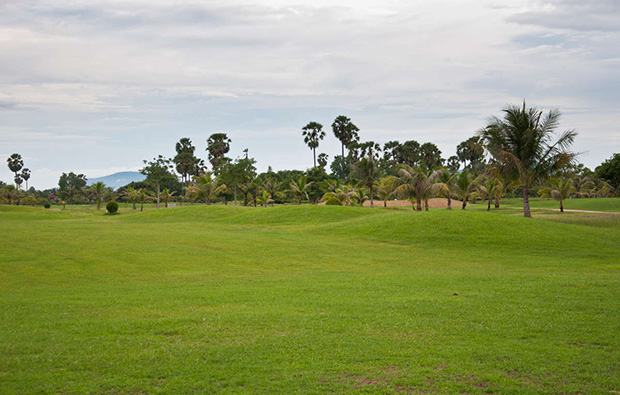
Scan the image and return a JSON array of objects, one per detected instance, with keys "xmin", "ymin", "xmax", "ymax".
[
  {"xmin": 106, "ymin": 200, "xmax": 119, "ymax": 214},
  {"xmin": 44, "ymin": 202, "xmax": 51, "ymax": 209},
  {"xmin": 325, "ymin": 197, "xmax": 342, "ymax": 206}
]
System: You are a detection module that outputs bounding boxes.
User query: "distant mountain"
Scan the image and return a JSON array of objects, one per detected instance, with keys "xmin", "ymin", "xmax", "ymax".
[{"xmin": 87, "ymin": 171, "xmax": 146, "ymax": 190}]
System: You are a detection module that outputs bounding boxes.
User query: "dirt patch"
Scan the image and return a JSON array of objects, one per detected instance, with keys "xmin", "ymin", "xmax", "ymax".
[{"xmin": 364, "ymin": 198, "xmax": 463, "ymax": 208}]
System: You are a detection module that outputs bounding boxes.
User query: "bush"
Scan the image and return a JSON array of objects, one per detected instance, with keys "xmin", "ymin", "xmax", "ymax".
[
  {"xmin": 44, "ymin": 202, "xmax": 51, "ymax": 209},
  {"xmin": 325, "ymin": 197, "xmax": 342, "ymax": 206},
  {"xmin": 106, "ymin": 200, "xmax": 119, "ymax": 214}
]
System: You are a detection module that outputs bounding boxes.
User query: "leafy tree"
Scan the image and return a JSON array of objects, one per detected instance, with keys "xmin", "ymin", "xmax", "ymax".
[
  {"xmin": 420, "ymin": 142, "xmax": 444, "ymax": 170},
  {"xmin": 479, "ymin": 102, "xmax": 577, "ymax": 217},
  {"xmin": 305, "ymin": 166, "xmax": 329, "ymax": 204},
  {"xmin": 58, "ymin": 172, "xmax": 87, "ymax": 191},
  {"xmin": 539, "ymin": 176, "xmax": 575, "ymax": 212},
  {"xmin": 207, "ymin": 133, "xmax": 231, "ymax": 170},
  {"xmin": 332, "ymin": 116, "xmax": 360, "ymax": 178},
  {"xmin": 140, "ymin": 155, "xmax": 177, "ymax": 209},
  {"xmin": 7, "ymin": 153, "xmax": 24, "ymax": 189},
  {"xmin": 88, "ymin": 181, "xmax": 106, "ymax": 210},
  {"xmin": 350, "ymin": 156, "xmax": 379, "ymax": 208},
  {"xmin": 330, "ymin": 155, "xmax": 352, "ymax": 180},
  {"xmin": 302, "ymin": 122, "xmax": 325, "ymax": 168},
  {"xmin": 218, "ymin": 157, "xmax": 256, "ymax": 205},
  {"xmin": 397, "ymin": 140, "xmax": 421, "ymax": 167},
  {"xmin": 21, "ymin": 168, "xmax": 31, "ymax": 190},
  {"xmin": 595, "ymin": 153, "xmax": 620, "ymax": 191},
  {"xmin": 446, "ymin": 156, "xmax": 460, "ymax": 173},
  {"xmin": 457, "ymin": 136, "xmax": 485, "ymax": 171}
]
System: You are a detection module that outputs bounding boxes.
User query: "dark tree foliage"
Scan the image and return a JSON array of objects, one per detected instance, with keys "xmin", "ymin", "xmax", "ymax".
[
  {"xmin": 457, "ymin": 136, "xmax": 485, "ymax": 171},
  {"xmin": 207, "ymin": 133, "xmax": 232, "ymax": 170},
  {"xmin": 332, "ymin": 116, "xmax": 360, "ymax": 177},
  {"xmin": 140, "ymin": 155, "xmax": 178, "ymax": 208},
  {"xmin": 7, "ymin": 153, "xmax": 24, "ymax": 188},
  {"xmin": 396, "ymin": 140, "xmax": 421, "ymax": 167},
  {"xmin": 420, "ymin": 142, "xmax": 445, "ymax": 170},
  {"xmin": 173, "ymin": 138, "xmax": 203, "ymax": 185},
  {"xmin": 330, "ymin": 155, "xmax": 352, "ymax": 180},
  {"xmin": 58, "ymin": 172, "xmax": 87, "ymax": 190},
  {"xmin": 317, "ymin": 153, "xmax": 329, "ymax": 169},
  {"xmin": 302, "ymin": 122, "xmax": 325, "ymax": 168},
  {"xmin": 305, "ymin": 166, "xmax": 329, "ymax": 204},
  {"xmin": 595, "ymin": 153, "xmax": 620, "ymax": 190},
  {"xmin": 447, "ymin": 155, "xmax": 460, "ymax": 173}
]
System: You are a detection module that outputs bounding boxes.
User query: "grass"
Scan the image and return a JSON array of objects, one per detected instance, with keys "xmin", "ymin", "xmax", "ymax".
[
  {"xmin": 1, "ymin": 203, "xmax": 619, "ymax": 394},
  {"xmin": 502, "ymin": 196, "xmax": 620, "ymax": 212}
]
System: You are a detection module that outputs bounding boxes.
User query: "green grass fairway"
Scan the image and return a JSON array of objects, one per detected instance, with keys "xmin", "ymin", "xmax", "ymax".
[
  {"xmin": 503, "ymin": 197, "xmax": 620, "ymax": 212},
  {"xmin": 1, "ymin": 204, "xmax": 619, "ymax": 394}
]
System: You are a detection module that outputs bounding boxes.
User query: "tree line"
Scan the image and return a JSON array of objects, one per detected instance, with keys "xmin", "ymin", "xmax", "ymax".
[{"xmin": 2, "ymin": 102, "xmax": 619, "ymax": 217}]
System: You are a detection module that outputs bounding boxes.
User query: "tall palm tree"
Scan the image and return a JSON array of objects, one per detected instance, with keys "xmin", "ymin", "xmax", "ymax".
[
  {"xmin": 7, "ymin": 153, "xmax": 24, "ymax": 189},
  {"xmin": 302, "ymin": 122, "xmax": 325, "ymax": 168},
  {"xmin": 479, "ymin": 101, "xmax": 577, "ymax": 217},
  {"xmin": 455, "ymin": 170, "xmax": 476, "ymax": 209},
  {"xmin": 350, "ymin": 155, "xmax": 379, "ymax": 208},
  {"xmin": 539, "ymin": 176, "xmax": 575, "ymax": 212},
  {"xmin": 289, "ymin": 176, "xmax": 312, "ymax": 204},
  {"xmin": 21, "ymin": 168, "xmax": 31, "ymax": 190},
  {"xmin": 189, "ymin": 173, "xmax": 226, "ymax": 205},
  {"xmin": 331, "ymin": 116, "xmax": 360, "ymax": 177},
  {"xmin": 432, "ymin": 168, "xmax": 458, "ymax": 210}
]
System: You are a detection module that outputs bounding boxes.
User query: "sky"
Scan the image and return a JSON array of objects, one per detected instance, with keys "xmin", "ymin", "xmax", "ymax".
[{"xmin": 1, "ymin": 0, "xmax": 619, "ymax": 189}]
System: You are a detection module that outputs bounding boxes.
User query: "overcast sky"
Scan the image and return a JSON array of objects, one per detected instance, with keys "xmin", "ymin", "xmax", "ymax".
[{"xmin": 1, "ymin": 0, "xmax": 619, "ymax": 189}]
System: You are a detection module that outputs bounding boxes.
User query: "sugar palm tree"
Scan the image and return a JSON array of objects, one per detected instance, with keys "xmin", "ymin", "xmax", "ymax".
[
  {"xmin": 431, "ymin": 168, "xmax": 457, "ymax": 210},
  {"xmin": 479, "ymin": 102, "xmax": 577, "ymax": 217},
  {"xmin": 302, "ymin": 122, "xmax": 325, "ymax": 168},
  {"xmin": 455, "ymin": 170, "xmax": 476, "ymax": 209},
  {"xmin": 539, "ymin": 176, "xmax": 575, "ymax": 212},
  {"xmin": 350, "ymin": 156, "xmax": 379, "ymax": 208},
  {"xmin": 289, "ymin": 176, "xmax": 312, "ymax": 204},
  {"xmin": 189, "ymin": 173, "xmax": 226, "ymax": 205},
  {"xmin": 332, "ymin": 116, "xmax": 360, "ymax": 177}
]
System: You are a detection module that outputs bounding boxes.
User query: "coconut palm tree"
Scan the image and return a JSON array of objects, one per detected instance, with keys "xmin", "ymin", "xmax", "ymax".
[
  {"xmin": 321, "ymin": 184, "xmax": 354, "ymax": 206},
  {"xmin": 289, "ymin": 176, "xmax": 312, "ymax": 204},
  {"xmin": 539, "ymin": 176, "xmax": 575, "ymax": 212},
  {"xmin": 256, "ymin": 191, "xmax": 274, "ymax": 207},
  {"xmin": 455, "ymin": 170, "xmax": 476, "ymax": 209},
  {"xmin": 89, "ymin": 181, "xmax": 106, "ymax": 210},
  {"xmin": 160, "ymin": 188, "xmax": 176, "ymax": 208},
  {"xmin": 137, "ymin": 188, "xmax": 150, "ymax": 212},
  {"xmin": 432, "ymin": 168, "xmax": 457, "ymax": 210},
  {"xmin": 125, "ymin": 187, "xmax": 139, "ymax": 210},
  {"xmin": 479, "ymin": 102, "xmax": 577, "ymax": 217},
  {"xmin": 395, "ymin": 164, "xmax": 432, "ymax": 211},
  {"xmin": 189, "ymin": 173, "xmax": 226, "ymax": 205},
  {"xmin": 377, "ymin": 176, "xmax": 399, "ymax": 208},
  {"xmin": 302, "ymin": 122, "xmax": 325, "ymax": 168},
  {"xmin": 350, "ymin": 155, "xmax": 379, "ymax": 208},
  {"xmin": 474, "ymin": 175, "xmax": 502, "ymax": 211}
]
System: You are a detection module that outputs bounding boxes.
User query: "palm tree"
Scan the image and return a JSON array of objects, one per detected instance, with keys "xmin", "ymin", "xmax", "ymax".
[
  {"xmin": 539, "ymin": 176, "xmax": 575, "ymax": 212},
  {"xmin": 21, "ymin": 168, "xmax": 31, "ymax": 190},
  {"xmin": 377, "ymin": 176, "xmax": 399, "ymax": 208},
  {"xmin": 350, "ymin": 155, "xmax": 379, "ymax": 208},
  {"xmin": 332, "ymin": 116, "xmax": 360, "ymax": 177},
  {"xmin": 189, "ymin": 173, "xmax": 226, "ymax": 205},
  {"xmin": 475, "ymin": 175, "xmax": 502, "ymax": 211},
  {"xmin": 7, "ymin": 153, "xmax": 24, "ymax": 189},
  {"xmin": 395, "ymin": 164, "xmax": 432, "ymax": 211},
  {"xmin": 479, "ymin": 102, "xmax": 577, "ymax": 217},
  {"xmin": 321, "ymin": 184, "xmax": 354, "ymax": 206},
  {"xmin": 302, "ymin": 122, "xmax": 325, "ymax": 168},
  {"xmin": 160, "ymin": 188, "xmax": 176, "ymax": 208},
  {"xmin": 455, "ymin": 170, "xmax": 476, "ymax": 209},
  {"xmin": 137, "ymin": 189, "xmax": 150, "ymax": 212},
  {"xmin": 432, "ymin": 169, "xmax": 457, "ymax": 210},
  {"xmin": 125, "ymin": 187, "xmax": 139, "ymax": 210},
  {"xmin": 263, "ymin": 179, "xmax": 281, "ymax": 202},
  {"xmin": 571, "ymin": 174, "xmax": 595, "ymax": 198},
  {"xmin": 256, "ymin": 191, "xmax": 274, "ymax": 207},
  {"xmin": 289, "ymin": 176, "xmax": 312, "ymax": 204},
  {"xmin": 89, "ymin": 181, "xmax": 106, "ymax": 210}
]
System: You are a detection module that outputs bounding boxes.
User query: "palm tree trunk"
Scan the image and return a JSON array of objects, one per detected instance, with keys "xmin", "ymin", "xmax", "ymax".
[
  {"xmin": 523, "ymin": 185, "xmax": 531, "ymax": 218},
  {"xmin": 425, "ymin": 199, "xmax": 429, "ymax": 211},
  {"xmin": 416, "ymin": 199, "xmax": 422, "ymax": 211},
  {"xmin": 447, "ymin": 196, "xmax": 451, "ymax": 210},
  {"xmin": 462, "ymin": 198, "xmax": 467, "ymax": 210},
  {"xmin": 487, "ymin": 197, "xmax": 491, "ymax": 211},
  {"xmin": 234, "ymin": 185, "xmax": 237, "ymax": 206},
  {"xmin": 560, "ymin": 200, "xmax": 564, "ymax": 212},
  {"xmin": 370, "ymin": 185, "xmax": 374, "ymax": 208},
  {"xmin": 313, "ymin": 148, "xmax": 316, "ymax": 168},
  {"xmin": 132, "ymin": 202, "xmax": 136, "ymax": 210},
  {"xmin": 384, "ymin": 200, "xmax": 387, "ymax": 208},
  {"xmin": 140, "ymin": 202, "xmax": 143, "ymax": 212},
  {"xmin": 341, "ymin": 143, "xmax": 345, "ymax": 178}
]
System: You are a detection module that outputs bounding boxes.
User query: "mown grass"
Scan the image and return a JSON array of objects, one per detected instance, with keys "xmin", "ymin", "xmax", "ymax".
[
  {"xmin": 1, "ymin": 203, "xmax": 619, "ymax": 394},
  {"xmin": 502, "ymin": 197, "xmax": 620, "ymax": 212}
]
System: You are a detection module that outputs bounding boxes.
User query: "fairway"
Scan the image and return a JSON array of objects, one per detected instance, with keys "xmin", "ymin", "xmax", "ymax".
[{"xmin": 1, "ymin": 204, "xmax": 619, "ymax": 394}]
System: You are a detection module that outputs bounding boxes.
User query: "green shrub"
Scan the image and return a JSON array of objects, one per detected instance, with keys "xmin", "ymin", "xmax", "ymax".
[
  {"xmin": 325, "ymin": 197, "xmax": 342, "ymax": 206},
  {"xmin": 44, "ymin": 202, "xmax": 51, "ymax": 209},
  {"xmin": 106, "ymin": 200, "xmax": 119, "ymax": 214}
]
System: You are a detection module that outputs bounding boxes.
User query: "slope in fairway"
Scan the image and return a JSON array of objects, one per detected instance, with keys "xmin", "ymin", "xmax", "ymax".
[{"xmin": 0, "ymin": 204, "xmax": 619, "ymax": 394}]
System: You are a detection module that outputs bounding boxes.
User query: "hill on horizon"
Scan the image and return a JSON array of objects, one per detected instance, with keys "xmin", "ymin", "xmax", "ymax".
[{"xmin": 87, "ymin": 171, "xmax": 145, "ymax": 189}]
